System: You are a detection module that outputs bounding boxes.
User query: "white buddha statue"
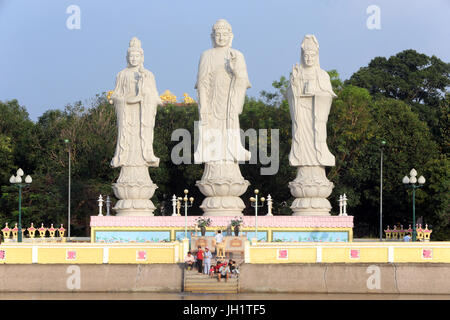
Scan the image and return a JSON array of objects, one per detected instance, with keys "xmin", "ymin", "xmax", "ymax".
[
  {"xmin": 111, "ymin": 37, "xmax": 161, "ymax": 168},
  {"xmin": 287, "ymin": 35, "xmax": 336, "ymax": 216},
  {"xmin": 110, "ymin": 37, "xmax": 161, "ymax": 216},
  {"xmin": 195, "ymin": 19, "xmax": 250, "ymax": 216},
  {"xmin": 194, "ymin": 19, "xmax": 251, "ymax": 163},
  {"xmin": 288, "ymin": 34, "xmax": 336, "ymax": 167}
]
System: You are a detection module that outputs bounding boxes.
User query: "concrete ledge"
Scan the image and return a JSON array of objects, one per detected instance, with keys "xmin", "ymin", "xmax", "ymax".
[
  {"xmin": 0, "ymin": 264, "xmax": 184, "ymax": 292},
  {"xmin": 0, "ymin": 263, "xmax": 449, "ymax": 294},
  {"xmin": 239, "ymin": 263, "xmax": 450, "ymax": 294}
]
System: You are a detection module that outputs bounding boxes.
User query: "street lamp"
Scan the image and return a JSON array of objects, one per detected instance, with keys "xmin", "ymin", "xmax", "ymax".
[
  {"xmin": 64, "ymin": 139, "xmax": 71, "ymax": 239},
  {"xmin": 9, "ymin": 168, "xmax": 32, "ymax": 243},
  {"xmin": 250, "ymin": 189, "xmax": 265, "ymax": 242},
  {"xmin": 402, "ymin": 169, "xmax": 425, "ymax": 242},
  {"xmin": 380, "ymin": 140, "xmax": 386, "ymax": 241},
  {"xmin": 180, "ymin": 189, "xmax": 194, "ymax": 239}
]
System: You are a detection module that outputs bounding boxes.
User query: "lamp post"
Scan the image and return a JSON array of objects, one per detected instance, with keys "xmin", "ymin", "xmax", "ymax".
[
  {"xmin": 380, "ymin": 140, "xmax": 386, "ymax": 241},
  {"xmin": 250, "ymin": 189, "xmax": 265, "ymax": 242},
  {"xmin": 180, "ymin": 189, "xmax": 194, "ymax": 239},
  {"xmin": 64, "ymin": 139, "xmax": 71, "ymax": 239},
  {"xmin": 106, "ymin": 196, "xmax": 111, "ymax": 216},
  {"xmin": 9, "ymin": 169, "xmax": 32, "ymax": 243},
  {"xmin": 402, "ymin": 169, "xmax": 425, "ymax": 242}
]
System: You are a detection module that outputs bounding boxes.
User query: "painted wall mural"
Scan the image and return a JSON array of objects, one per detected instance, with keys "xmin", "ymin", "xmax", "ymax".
[
  {"xmin": 272, "ymin": 231, "xmax": 349, "ymax": 242},
  {"xmin": 95, "ymin": 231, "xmax": 171, "ymax": 243}
]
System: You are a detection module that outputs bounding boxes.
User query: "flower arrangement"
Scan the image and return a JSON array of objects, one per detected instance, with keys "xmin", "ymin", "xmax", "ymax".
[
  {"xmin": 195, "ymin": 217, "xmax": 212, "ymax": 228},
  {"xmin": 230, "ymin": 216, "xmax": 243, "ymax": 227}
]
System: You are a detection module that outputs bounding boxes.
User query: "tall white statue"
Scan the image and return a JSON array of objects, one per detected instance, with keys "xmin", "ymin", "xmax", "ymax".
[
  {"xmin": 110, "ymin": 37, "xmax": 161, "ymax": 216},
  {"xmin": 195, "ymin": 19, "xmax": 250, "ymax": 216},
  {"xmin": 287, "ymin": 35, "xmax": 336, "ymax": 215}
]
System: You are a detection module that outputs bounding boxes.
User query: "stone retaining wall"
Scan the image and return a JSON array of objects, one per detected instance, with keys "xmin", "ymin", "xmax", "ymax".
[
  {"xmin": 0, "ymin": 263, "xmax": 449, "ymax": 294},
  {"xmin": 239, "ymin": 263, "xmax": 450, "ymax": 294},
  {"xmin": 0, "ymin": 264, "xmax": 184, "ymax": 292}
]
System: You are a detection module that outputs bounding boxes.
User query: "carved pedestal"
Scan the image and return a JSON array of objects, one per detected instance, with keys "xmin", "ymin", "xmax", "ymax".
[
  {"xmin": 289, "ymin": 166, "xmax": 334, "ymax": 216},
  {"xmin": 196, "ymin": 161, "xmax": 249, "ymax": 216},
  {"xmin": 112, "ymin": 166, "xmax": 157, "ymax": 216}
]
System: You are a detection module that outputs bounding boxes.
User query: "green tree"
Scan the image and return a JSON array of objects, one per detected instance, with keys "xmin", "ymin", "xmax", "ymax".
[{"xmin": 346, "ymin": 49, "xmax": 450, "ymax": 152}]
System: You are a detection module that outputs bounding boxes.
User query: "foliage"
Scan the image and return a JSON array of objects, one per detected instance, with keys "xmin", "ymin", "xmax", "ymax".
[
  {"xmin": 195, "ymin": 217, "xmax": 211, "ymax": 227},
  {"xmin": 230, "ymin": 216, "xmax": 243, "ymax": 227},
  {"xmin": 346, "ymin": 49, "xmax": 450, "ymax": 153}
]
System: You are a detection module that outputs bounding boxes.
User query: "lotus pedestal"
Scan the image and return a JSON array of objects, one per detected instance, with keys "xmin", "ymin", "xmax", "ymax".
[
  {"xmin": 112, "ymin": 166, "xmax": 157, "ymax": 216},
  {"xmin": 196, "ymin": 162, "xmax": 249, "ymax": 216},
  {"xmin": 289, "ymin": 166, "xmax": 334, "ymax": 216}
]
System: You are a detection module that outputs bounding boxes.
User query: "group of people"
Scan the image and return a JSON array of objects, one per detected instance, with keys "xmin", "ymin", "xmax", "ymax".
[{"xmin": 184, "ymin": 230, "xmax": 240, "ymax": 281}]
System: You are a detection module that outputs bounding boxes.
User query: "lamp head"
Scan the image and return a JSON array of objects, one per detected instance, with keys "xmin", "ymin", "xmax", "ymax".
[
  {"xmin": 418, "ymin": 176, "xmax": 425, "ymax": 185},
  {"xmin": 250, "ymin": 197, "xmax": 256, "ymax": 202},
  {"xmin": 254, "ymin": 189, "xmax": 259, "ymax": 195},
  {"xmin": 184, "ymin": 189, "xmax": 188, "ymax": 194},
  {"xmin": 261, "ymin": 197, "xmax": 265, "ymax": 202},
  {"xmin": 402, "ymin": 176, "xmax": 410, "ymax": 184}
]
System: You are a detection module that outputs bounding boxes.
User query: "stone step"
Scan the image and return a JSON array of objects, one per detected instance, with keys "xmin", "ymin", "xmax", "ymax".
[
  {"xmin": 186, "ymin": 273, "xmax": 238, "ymax": 279},
  {"xmin": 185, "ymin": 280, "xmax": 238, "ymax": 287},
  {"xmin": 184, "ymin": 270, "xmax": 239, "ymax": 293},
  {"xmin": 186, "ymin": 278, "xmax": 239, "ymax": 284},
  {"xmin": 185, "ymin": 286, "xmax": 238, "ymax": 293},
  {"xmin": 186, "ymin": 289, "xmax": 238, "ymax": 294}
]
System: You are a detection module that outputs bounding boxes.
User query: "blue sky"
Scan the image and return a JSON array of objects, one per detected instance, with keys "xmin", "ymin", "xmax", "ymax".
[{"xmin": 0, "ymin": 0, "xmax": 449, "ymax": 121}]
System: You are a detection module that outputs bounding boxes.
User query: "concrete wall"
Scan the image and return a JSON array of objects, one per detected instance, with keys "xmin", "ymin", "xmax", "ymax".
[
  {"xmin": 0, "ymin": 263, "xmax": 449, "ymax": 294},
  {"xmin": 239, "ymin": 263, "xmax": 450, "ymax": 294},
  {"xmin": 0, "ymin": 264, "xmax": 184, "ymax": 292}
]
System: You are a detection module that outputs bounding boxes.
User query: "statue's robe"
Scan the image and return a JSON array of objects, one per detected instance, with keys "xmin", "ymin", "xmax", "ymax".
[
  {"xmin": 194, "ymin": 47, "xmax": 251, "ymax": 164},
  {"xmin": 287, "ymin": 64, "xmax": 336, "ymax": 167},
  {"xmin": 111, "ymin": 68, "xmax": 161, "ymax": 168}
]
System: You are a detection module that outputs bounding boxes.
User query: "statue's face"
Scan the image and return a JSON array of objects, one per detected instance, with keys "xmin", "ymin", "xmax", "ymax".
[
  {"xmin": 128, "ymin": 51, "xmax": 142, "ymax": 67},
  {"xmin": 303, "ymin": 50, "xmax": 317, "ymax": 67},
  {"xmin": 214, "ymin": 29, "xmax": 232, "ymax": 47}
]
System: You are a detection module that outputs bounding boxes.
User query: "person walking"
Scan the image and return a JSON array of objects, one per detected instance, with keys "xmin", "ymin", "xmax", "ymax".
[
  {"xmin": 203, "ymin": 247, "xmax": 212, "ymax": 275},
  {"xmin": 196, "ymin": 246, "xmax": 204, "ymax": 273},
  {"xmin": 215, "ymin": 230, "xmax": 224, "ymax": 257}
]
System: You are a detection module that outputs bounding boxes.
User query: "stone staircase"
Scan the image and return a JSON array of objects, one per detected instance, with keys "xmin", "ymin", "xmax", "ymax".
[
  {"xmin": 184, "ymin": 270, "xmax": 239, "ymax": 293},
  {"xmin": 183, "ymin": 253, "xmax": 243, "ymax": 294}
]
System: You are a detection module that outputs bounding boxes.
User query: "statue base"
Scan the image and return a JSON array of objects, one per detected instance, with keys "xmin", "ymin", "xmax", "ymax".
[
  {"xmin": 196, "ymin": 161, "xmax": 250, "ymax": 216},
  {"xmin": 112, "ymin": 166, "xmax": 158, "ymax": 216},
  {"xmin": 289, "ymin": 166, "xmax": 334, "ymax": 216}
]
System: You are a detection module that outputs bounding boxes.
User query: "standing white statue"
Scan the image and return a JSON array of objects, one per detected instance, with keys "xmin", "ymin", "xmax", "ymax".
[
  {"xmin": 195, "ymin": 19, "xmax": 251, "ymax": 216},
  {"xmin": 110, "ymin": 37, "xmax": 161, "ymax": 216},
  {"xmin": 287, "ymin": 35, "xmax": 336, "ymax": 215}
]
